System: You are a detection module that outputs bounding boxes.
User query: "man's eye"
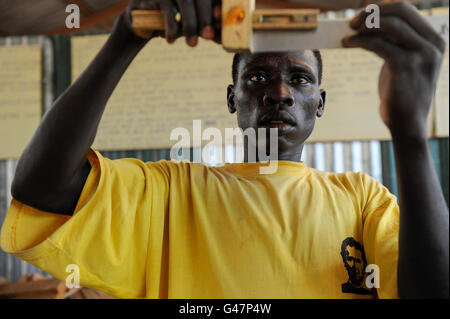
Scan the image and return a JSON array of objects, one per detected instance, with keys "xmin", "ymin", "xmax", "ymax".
[
  {"xmin": 291, "ymin": 76, "xmax": 309, "ymax": 85},
  {"xmin": 250, "ymin": 74, "xmax": 267, "ymax": 82}
]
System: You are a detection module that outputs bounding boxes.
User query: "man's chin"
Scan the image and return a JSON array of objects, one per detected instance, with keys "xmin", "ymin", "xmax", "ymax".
[
  {"xmin": 259, "ymin": 138, "xmax": 300, "ymax": 161},
  {"xmin": 258, "ymin": 124, "xmax": 297, "ymax": 136}
]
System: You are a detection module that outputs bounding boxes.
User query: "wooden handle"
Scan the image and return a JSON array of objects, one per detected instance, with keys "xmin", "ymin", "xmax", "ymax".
[{"xmin": 132, "ymin": 10, "xmax": 165, "ymax": 38}]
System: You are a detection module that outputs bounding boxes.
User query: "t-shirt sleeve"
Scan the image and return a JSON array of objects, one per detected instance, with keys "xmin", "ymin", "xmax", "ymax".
[
  {"xmin": 0, "ymin": 149, "xmax": 170, "ymax": 298},
  {"xmin": 361, "ymin": 174, "xmax": 400, "ymax": 299}
]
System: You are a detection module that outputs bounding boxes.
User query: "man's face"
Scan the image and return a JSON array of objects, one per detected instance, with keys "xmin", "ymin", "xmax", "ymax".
[
  {"xmin": 228, "ymin": 51, "xmax": 325, "ymax": 159},
  {"xmin": 345, "ymin": 246, "xmax": 365, "ymax": 286}
]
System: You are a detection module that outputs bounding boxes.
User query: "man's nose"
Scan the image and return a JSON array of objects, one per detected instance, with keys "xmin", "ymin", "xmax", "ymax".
[{"xmin": 263, "ymin": 81, "xmax": 294, "ymax": 107}]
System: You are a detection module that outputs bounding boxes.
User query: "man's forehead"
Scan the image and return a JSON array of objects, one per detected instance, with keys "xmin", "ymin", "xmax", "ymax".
[
  {"xmin": 240, "ymin": 51, "xmax": 317, "ymax": 72},
  {"xmin": 346, "ymin": 246, "xmax": 362, "ymax": 257}
]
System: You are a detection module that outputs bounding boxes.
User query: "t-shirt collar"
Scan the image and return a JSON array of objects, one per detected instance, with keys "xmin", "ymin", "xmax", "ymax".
[{"xmin": 222, "ymin": 161, "xmax": 308, "ymax": 177}]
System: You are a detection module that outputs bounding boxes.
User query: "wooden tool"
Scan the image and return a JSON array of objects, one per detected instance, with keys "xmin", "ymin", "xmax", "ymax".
[
  {"xmin": 132, "ymin": 0, "xmax": 319, "ymax": 51},
  {"xmin": 131, "ymin": 0, "xmax": 449, "ymax": 52}
]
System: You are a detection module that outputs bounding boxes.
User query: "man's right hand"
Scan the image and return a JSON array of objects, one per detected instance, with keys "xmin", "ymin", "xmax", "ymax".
[{"xmin": 124, "ymin": 0, "xmax": 221, "ymax": 47}]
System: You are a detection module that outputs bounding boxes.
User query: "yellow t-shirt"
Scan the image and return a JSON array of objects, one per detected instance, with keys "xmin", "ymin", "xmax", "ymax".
[{"xmin": 0, "ymin": 149, "xmax": 399, "ymax": 299}]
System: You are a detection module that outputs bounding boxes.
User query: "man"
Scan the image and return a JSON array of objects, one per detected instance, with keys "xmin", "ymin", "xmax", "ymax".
[
  {"xmin": 0, "ymin": 0, "xmax": 448, "ymax": 298},
  {"xmin": 340, "ymin": 237, "xmax": 372, "ymax": 295}
]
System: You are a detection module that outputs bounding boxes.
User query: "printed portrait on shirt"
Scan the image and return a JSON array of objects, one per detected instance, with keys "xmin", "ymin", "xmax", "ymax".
[{"xmin": 340, "ymin": 237, "xmax": 374, "ymax": 296}]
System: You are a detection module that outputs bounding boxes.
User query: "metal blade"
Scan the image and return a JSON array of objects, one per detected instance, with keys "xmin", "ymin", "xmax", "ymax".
[{"xmin": 250, "ymin": 15, "xmax": 449, "ymax": 52}]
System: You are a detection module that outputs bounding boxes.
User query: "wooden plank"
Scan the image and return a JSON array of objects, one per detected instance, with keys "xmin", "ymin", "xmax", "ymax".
[
  {"xmin": 132, "ymin": 10, "xmax": 165, "ymax": 38},
  {"xmin": 12, "ymin": 291, "xmax": 63, "ymax": 299},
  {"xmin": 284, "ymin": 0, "xmax": 368, "ymax": 10},
  {"xmin": 65, "ymin": 287, "xmax": 83, "ymax": 298},
  {"xmin": 252, "ymin": 9, "xmax": 319, "ymax": 30},
  {"xmin": 286, "ymin": 0, "xmax": 441, "ymax": 10},
  {"xmin": 51, "ymin": 1, "xmax": 129, "ymax": 35},
  {"xmin": 258, "ymin": 0, "xmax": 364, "ymax": 10},
  {"xmin": 0, "ymin": 278, "xmax": 66, "ymax": 299},
  {"xmin": 17, "ymin": 273, "xmax": 47, "ymax": 283},
  {"xmin": 0, "ymin": 276, "xmax": 10, "ymax": 286},
  {"xmin": 79, "ymin": 287, "xmax": 114, "ymax": 299},
  {"xmin": 66, "ymin": 0, "xmax": 112, "ymax": 30}
]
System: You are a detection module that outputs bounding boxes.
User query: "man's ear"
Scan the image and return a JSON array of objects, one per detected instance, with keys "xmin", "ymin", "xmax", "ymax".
[
  {"xmin": 227, "ymin": 85, "xmax": 236, "ymax": 114},
  {"xmin": 317, "ymin": 89, "xmax": 326, "ymax": 118}
]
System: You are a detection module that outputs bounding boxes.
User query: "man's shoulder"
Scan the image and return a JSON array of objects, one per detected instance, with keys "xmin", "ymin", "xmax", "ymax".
[
  {"xmin": 307, "ymin": 168, "xmax": 388, "ymax": 196},
  {"xmin": 143, "ymin": 159, "xmax": 213, "ymax": 177},
  {"xmin": 307, "ymin": 167, "xmax": 370, "ymax": 184}
]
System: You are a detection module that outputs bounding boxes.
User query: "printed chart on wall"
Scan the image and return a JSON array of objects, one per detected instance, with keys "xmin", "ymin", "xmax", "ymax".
[
  {"xmin": 72, "ymin": 22, "xmax": 447, "ymax": 151},
  {"xmin": 72, "ymin": 35, "xmax": 237, "ymax": 151},
  {"xmin": 433, "ymin": 7, "xmax": 449, "ymax": 138},
  {"xmin": 0, "ymin": 45, "xmax": 42, "ymax": 159},
  {"xmin": 310, "ymin": 46, "xmax": 437, "ymax": 142}
]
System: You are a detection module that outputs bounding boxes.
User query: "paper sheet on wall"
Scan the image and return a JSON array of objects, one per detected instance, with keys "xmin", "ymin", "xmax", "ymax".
[
  {"xmin": 435, "ymin": 49, "xmax": 449, "ymax": 137},
  {"xmin": 0, "ymin": 45, "xmax": 42, "ymax": 159},
  {"xmin": 310, "ymin": 48, "xmax": 389, "ymax": 142},
  {"xmin": 72, "ymin": 35, "xmax": 237, "ymax": 150},
  {"xmin": 432, "ymin": 7, "xmax": 449, "ymax": 137},
  {"xmin": 311, "ymin": 48, "xmax": 435, "ymax": 142},
  {"xmin": 72, "ymin": 30, "xmax": 440, "ymax": 150}
]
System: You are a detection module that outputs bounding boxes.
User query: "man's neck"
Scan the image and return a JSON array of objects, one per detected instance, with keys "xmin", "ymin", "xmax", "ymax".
[{"xmin": 243, "ymin": 143, "xmax": 304, "ymax": 163}]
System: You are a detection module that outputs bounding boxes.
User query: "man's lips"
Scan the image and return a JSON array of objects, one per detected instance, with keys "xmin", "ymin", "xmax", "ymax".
[
  {"xmin": 259, "ymin": 111, "xmax": 296, "ymax": 126},
  {"xmin": 263, "ymin": 122, "xmax": 291, "ymax": 129},
  {"xmin": 258, "ymin": 112, "xmax": 296, "ymax": 134}
]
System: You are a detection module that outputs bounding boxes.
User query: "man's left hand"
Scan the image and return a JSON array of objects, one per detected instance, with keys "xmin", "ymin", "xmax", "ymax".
[{"xmin": 343, "ymin": 1, "xmax": 446, "ymax": 139}]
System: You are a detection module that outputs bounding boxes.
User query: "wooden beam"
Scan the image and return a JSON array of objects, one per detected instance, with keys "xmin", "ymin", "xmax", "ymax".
[
  {"xmin": 256, "ymin": 0, "xmax": 311, "ymax": 9},
  {"xmin": 280, "ymin": 0, "xmax": 370, "ymax": 10},
  {"xmin": 63, "ymin": 0, "xmax": 111, "ymax": 29},
  {"xmin": 49, "ymin": 0, "xmax": 447, "ymax": 35},
  {"xmin": 256, "ymin": 0, "xmax": 357, "ymax": 10},
  {"xmin": 279, "ymin": 0, "xmax": 440, "ymax": 10},
  {"xmin": 51, "ymin": 0, "xmax": 129, "ymax": 35},
  {"xmin": 0, "ymin": 278, "xmax": 66, "ymax": 299}
]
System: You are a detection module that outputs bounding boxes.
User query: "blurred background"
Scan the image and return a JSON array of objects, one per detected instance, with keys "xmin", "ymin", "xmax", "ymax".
[{"xmin": 0, "ymin": 0, "xmax": 448, "ymax": 297}]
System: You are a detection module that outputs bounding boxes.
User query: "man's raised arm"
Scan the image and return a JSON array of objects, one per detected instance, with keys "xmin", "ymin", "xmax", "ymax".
[
  {"xmin": 343, "ymin": 1, "xmax": 449, "ymax": 298},
  {"xmin": 11, "ymin": 0, "xmax": 220, "ymax": 216}
]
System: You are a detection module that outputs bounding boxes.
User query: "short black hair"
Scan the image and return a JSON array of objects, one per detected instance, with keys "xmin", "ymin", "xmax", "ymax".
[{"xmin": 232, "ymin": 50, "xmax": 323, "ymax": 85}]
